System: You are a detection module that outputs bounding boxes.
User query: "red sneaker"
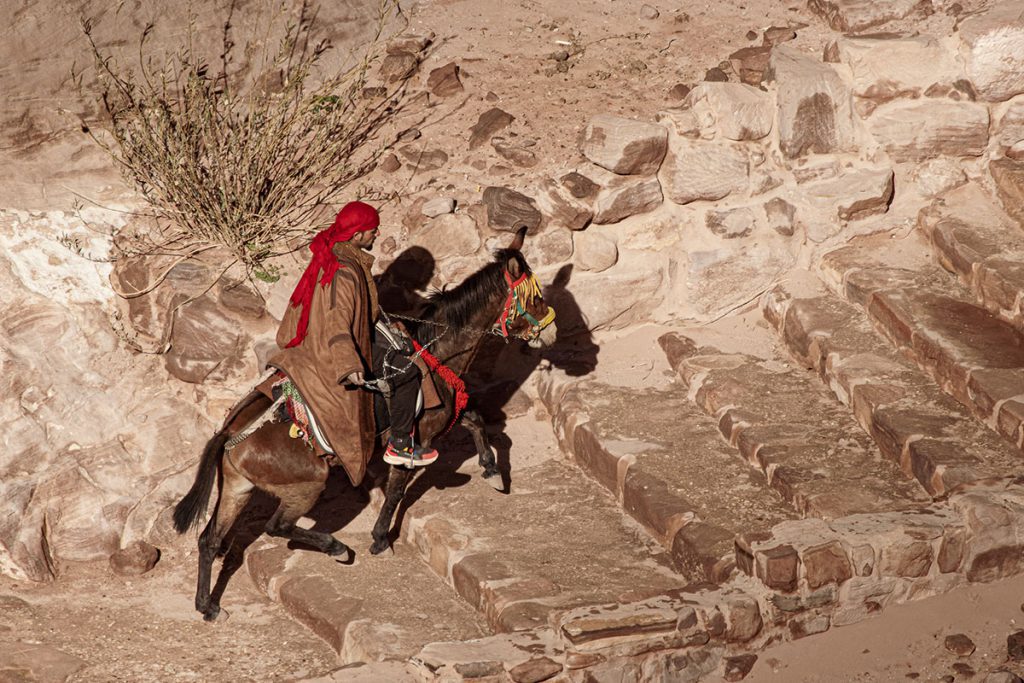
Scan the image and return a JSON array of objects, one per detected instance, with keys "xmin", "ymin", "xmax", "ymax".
[{"xmin": 383, "ymin": 441, "xmax": 439, "ymax": 467}]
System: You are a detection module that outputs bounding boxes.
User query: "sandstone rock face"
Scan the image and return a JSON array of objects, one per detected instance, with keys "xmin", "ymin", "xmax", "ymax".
[
  {"xmin": 990, "ymin": 158, "xmax": 1024, "ymax": 225},
  {"xmin": 164, "ymin": 295, "xmax": 249, "ymax": 384},
  {"xmin": 569, "ymin": 250, "xmax": 666, "ymax": 329},
  {"xmin": 686, "ymin": 83, "xmax": 773, "ymax": 141},
  {"xmin": 0, "ymin": 210, "xmax": 215, "ymax": 582},
  {"xmin": 769, "ymin": 47, "xmax": 856, "ymax": 159},
  {"xmin": 422, "ymin": 197, "xmax": 456, "ymax": 218},
  {"xmin": 482, "ymin": 186, "xmax": 542, "ymax": 232},
  {"xmin": 868, "ymin": 101, "xmax": 989, "ymax": 161},
  {"xmin": 660, "ymin": 138, "xmax": 749, "ymax": 205},
  {"xmin": 910, "ymin": 159, "xmax": 968, "ymax": 198},
  {"xmin": 409, "ymin": 213, "xmax": 482, "ymax": 260},
  {"xmin": 764, "ymin": 197, "xmax": 797, "ymax": 236},
  {"xmin": 677, "ymin": 239, "xmax": 796, "ymax": 317},
  {"xmin": 959, "ymin": 0, "xmax": 1024, "ymax": 102},
  {"xmin": 573, "ymin": 230, "xmax": 619, "ymax": 273},
  {"xmin": 705, "ymin": 207, "xmax": 756, "ymax": 239},
  {"xmin": 534, "ymin": 178, "xmax": 594, "ymax": 231},
  {"xmin": 805, "ymin": 167, "xmax": 894, "ymax": 221},
  {"xmin": 522, "ymin": 228, "xmax": 574, "ymax": 270},
  {"xmin": 109, "ymin": 540, "xmax": 160, "ymax": 576},
  {"xmin": 560, "ymin": 172, "xmax": 600, "ymax": 200},
  {"xmin": 580, "ymin": 115, "xmax": 669, "ymax": 175},
  {"xmin": 808, "ymin": 0, "xmax": 929, "ymax": 32},
  {"xmin": 655, "ymin": 107, "xmax": 703, "ymax": 138},
  {"xmin": 593, "ymin": 176, "xmax": 663, "ymax": 224},
  {"xmin": 994, "ymin": 96, "xmax": 1024, "ymax": 156},
  {"xmin": 837, "ymin": 35, "xmax": 962, "ymax": 100}
]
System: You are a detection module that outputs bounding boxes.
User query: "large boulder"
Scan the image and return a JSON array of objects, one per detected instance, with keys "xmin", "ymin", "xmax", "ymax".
[
  {"xmin": 804, "ymin": 166, "xmax": 895, "ymax": 222},
  {"xmin": 768, "ymin": 46, "xmax": 856, "ymax": 159},
  {"xmin": 837, "ymin": 35, "xmax": 962, "ymax": 100},
  {"xmin": 580, "ymin": 115, "xmax": 669, "ymax": 175},
  {"xmin": 408, "ymin": 213, "xmax": 482, "ymax": 261},
  {"xmin": 959, "ymin": 0, "xmax": 1024, "ymax": 102},
  {"xmin": 572, "ymin": 230, "xmax": 619, "ymax": 273},
  {"xmin": 482, "ymin": 186, "xmax": 542, "ymax": 232},
  {"xmin": 592, "ymin": 176, "xmax": 663, "ymax": 224},
  {"xmin": 533, "ymin": 178, "xmax": 594, "ymax": 232},
  {"xmin": 910, "ymin": 159, "xmax": 968, "ymax": 199},
  {"xmin": 660, "ymin": 137, "xmax": 749, "ymax": 205},
  {"xmin": 666, "ymin": 237, "xmax": 796, "ymax": 319},
  {"xmin": 522, "ymin": 228, "xmax": 574, "ymax": 270},
  {"xmin": 867, "ymin": 100, "xmax": 989, "ymax": 161},
  {"xmin": 685, "ymin": 83, "xmax": 773, "ymax": 141},
  {"xmin": 566, "ymin": 250, "xmax": 667, "ymax": 330}
]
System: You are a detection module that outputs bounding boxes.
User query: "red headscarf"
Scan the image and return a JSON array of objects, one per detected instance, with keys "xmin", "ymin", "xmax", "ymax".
[{"xmin": 284, "ymin": 201, "xmax": 380, "ymax": 348}]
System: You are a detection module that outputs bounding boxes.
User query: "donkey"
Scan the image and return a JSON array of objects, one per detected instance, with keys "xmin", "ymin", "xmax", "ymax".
[{"xmin": 172, "ymin": 227, "xmax": 557, "ymax": 621}]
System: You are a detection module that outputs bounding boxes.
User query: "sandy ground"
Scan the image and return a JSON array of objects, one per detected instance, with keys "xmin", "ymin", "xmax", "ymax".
[
  {"xmin": 0, "ymin": 547, "xmax": 339, "ymax": 682},
  {"xmin": 748, "ymin": 573, "xmax": 1024, "ymax": 682}
]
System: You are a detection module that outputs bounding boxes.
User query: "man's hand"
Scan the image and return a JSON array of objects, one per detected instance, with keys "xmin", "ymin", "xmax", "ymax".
[{"xmin": 342, "ymin": 371, "xmax": 365, "ymax": 386}]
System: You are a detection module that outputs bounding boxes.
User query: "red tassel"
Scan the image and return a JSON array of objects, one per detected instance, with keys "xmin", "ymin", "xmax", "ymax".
[{"xmin": 412, "ymin": 341, "xmax": 469, "ymax": 434}]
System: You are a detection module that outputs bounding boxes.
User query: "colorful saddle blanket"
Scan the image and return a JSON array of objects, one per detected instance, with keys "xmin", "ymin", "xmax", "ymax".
[{"xmin": 269, "ymin": 371, "xmax": 332, "ymax": 454}]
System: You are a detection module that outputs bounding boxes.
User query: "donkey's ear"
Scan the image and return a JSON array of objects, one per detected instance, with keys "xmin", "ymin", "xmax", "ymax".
[
  {"xmin": 505, "ymin": 253, "xmax": 522, "ymax": 278},
  {"xmin": 507, "ymin": 225, "xmax": 528, "ymax": 252}
]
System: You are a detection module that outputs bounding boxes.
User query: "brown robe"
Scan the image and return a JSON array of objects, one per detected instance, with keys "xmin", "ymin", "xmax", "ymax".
[{"xmin": 268, "ymin": 242, "xmax": 377, "ymax": 486}]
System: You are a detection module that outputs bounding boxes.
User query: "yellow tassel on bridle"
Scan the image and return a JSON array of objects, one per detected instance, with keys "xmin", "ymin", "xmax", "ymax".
[{"xmin": 508, "ymin": 273, "xmax": 543, "ymax": 321}]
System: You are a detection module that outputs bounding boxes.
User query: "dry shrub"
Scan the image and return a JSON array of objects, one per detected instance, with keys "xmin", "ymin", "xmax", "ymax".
[{"xmin": 73, "ymin": 0, "xmax": 410, "ymax": 293}]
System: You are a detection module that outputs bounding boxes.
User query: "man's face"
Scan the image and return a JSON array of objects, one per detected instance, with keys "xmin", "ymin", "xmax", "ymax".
[{"xmin": 351, "ymin": 226, "xmax": 379, "ymax": 250}]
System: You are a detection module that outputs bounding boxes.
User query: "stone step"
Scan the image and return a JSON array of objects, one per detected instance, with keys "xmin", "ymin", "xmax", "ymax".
[
  {"xmin": 820, "ymin": 234, "xmax": 1024, "ymax": 452},
  {"xmin": 244, "ymin": 487, "xmax": 490, "ymax": 663},
  {"xmin": 763, "ymin": 270, "xmax": 1024, "ymax": 496},
  {"xmin": 658, "ymin": 319, "xmax": 931, "ymax": 519},
  {"xmin": 538, "ymin": 370, "xmax": 799, "ymax": 583},
  {"xmin": 398, "ymin": 410, "xmax": 696, "ymax": 633},
  {"xmin": 918, "ymin": 182, "xmax": 1024, "ymax": 331}
]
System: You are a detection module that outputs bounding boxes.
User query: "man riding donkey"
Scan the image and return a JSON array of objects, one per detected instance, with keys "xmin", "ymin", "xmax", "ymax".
[{"xmin": 266, "ymin": 200, "xmax": 442, "ymax": 484}]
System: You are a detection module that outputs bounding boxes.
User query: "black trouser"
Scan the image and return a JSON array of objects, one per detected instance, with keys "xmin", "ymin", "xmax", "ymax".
[{"xmin": 371, "ymin": 336, "xmax": 422, "ymax": 449}]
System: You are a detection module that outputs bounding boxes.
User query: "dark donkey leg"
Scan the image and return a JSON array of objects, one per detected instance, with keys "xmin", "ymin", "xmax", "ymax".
[
  {"xmin": 460, "ymin": 408, "xmax": 499, "ymax": 480},
  {"xmin": 370, "ymin": 464, "xmax": 416, "ymax": 555},
  {"xmin": 196, "ymin": 453, "xmax": 254, "ymax": 621},
  {"xmin": 263, "ymin": 479, "xmax": 353, "ymax": 561}
]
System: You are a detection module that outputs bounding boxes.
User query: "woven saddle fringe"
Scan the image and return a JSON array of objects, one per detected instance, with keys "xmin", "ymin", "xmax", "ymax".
[{"xmin": 224, "ymin": 393, "xmax": 286, "ymax": 451}]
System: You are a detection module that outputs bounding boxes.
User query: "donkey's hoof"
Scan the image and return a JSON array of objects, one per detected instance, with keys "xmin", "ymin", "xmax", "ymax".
[
  {"xmin": 202, "ymin": 604, "xmax": 222, "ymax": 622},
  {"xmin": 328, "ymin": 540, "xmax": 354, "ymax": 563},
  {"xmin": 482, "ymin": 469, "xmax": 506, "ymax": 493},
  {"xmin": 369, "ymin": 538, "xmax": 390, "ymax": 555}
]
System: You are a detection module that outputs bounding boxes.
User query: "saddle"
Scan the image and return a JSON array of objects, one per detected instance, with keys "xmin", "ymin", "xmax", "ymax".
[{"xmin": 252, "ymin": 320, "xmax": 442, "ymax": 458}]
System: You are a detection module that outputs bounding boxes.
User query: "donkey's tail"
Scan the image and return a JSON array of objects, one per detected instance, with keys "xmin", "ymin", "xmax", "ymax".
[{"xmin": 172, "ymin": 389, "xmax": 265, "ymax": 533}]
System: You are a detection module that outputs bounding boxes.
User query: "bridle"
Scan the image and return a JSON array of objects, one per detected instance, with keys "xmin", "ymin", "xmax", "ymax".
[{"xmin": 491, "ymin": 270, "xmax": 556, "ymax": 342}]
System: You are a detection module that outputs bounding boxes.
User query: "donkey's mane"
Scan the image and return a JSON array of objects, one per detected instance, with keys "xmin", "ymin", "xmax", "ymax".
[{"xmin": 415, "ymin": 248, "xmax": 530, "ymax": 342}]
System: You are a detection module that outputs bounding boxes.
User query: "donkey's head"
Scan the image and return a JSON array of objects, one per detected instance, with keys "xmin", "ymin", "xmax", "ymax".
[{"xmin": 490, "ymin": 226, "xmax": 557, "ymax": 349}]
